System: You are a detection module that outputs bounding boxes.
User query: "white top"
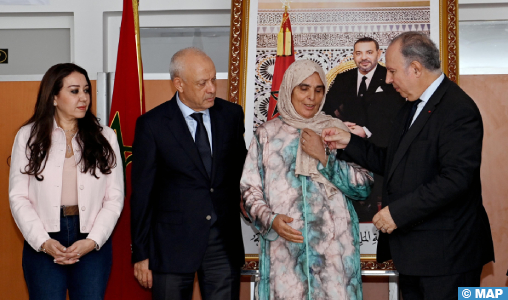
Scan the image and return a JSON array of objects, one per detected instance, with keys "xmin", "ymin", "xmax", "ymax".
[{"xmin": 9, "ymin": 120, "xmax": 124, "ymax": 250}]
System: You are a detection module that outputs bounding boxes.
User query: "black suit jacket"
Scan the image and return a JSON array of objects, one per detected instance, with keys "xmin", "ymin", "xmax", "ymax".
[
  {"xmin": 130, "ymin": 95, "xmax": 247, "ymax": 273},
  {"xmin": 343, "ymin": 76, "xmax": 494, "ymax": 276},
  {"xmin": 323, "ymin": 65, "xmax": 405, "ymax": 147},
  {"xmin": 324, "ymin": 65, "xmax": 406, "ymax": 222}
]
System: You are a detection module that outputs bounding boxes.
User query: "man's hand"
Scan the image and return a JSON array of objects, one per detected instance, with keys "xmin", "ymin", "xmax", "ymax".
[
  {"xmin": 301, "ymin": 128, "xmax": 327, "ymax": 166},
  {"xmin": 271, "ymin": 214, "xmax": 304, "ymax": 243},
  {"xmin": 322, "ymin": 127, "xmax": 351, "ymax": 150},
  {"xmin": 343, "ymin": 122, "xmax": 367, "ymax": 138},
  {"xmin": 134, "ymin": 259, "xmax": 153, "ymax": 289},
  {"xmin": 373, "ymin": 206, "xmax": 397, "ymax": 234}
]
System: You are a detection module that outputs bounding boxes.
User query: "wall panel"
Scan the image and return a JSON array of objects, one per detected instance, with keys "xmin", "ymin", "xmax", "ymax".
[
  {"xmin": 144, "ymin": 79, "xmax": 229, "ymax": 110},
  {"xmin": 0, "ymin": 80, "xmax": 44, "ymax": 300},
  {"xmin": 0, "ymin": 80, "xmax": 96, "ymax": 300},
  {"xmin": 460, "ymin": 75, "xmax": 508, "ymax": 287}
]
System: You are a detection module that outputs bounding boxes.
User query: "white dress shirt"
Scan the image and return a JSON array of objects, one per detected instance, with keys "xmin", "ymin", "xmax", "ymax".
[
  {"xmin": 176, "ymin": 93, "xmax": 213, "ymax": 154},
  {"xmin": 356, "ymin": 66, "xmax": 378, "ymax": 138},
  {"xmin": 410, "ymin": 73, "xmax": 445, "ymax": 127},
  {"xmin": 356, "ymin": 65, "xmax": 378, "ymax": 95}
]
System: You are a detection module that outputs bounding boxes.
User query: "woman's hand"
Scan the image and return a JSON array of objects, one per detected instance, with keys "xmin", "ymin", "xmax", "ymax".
[
  {"xmin": 65, "ymin": 239, "xmax": 96, "ymax": 262},
  {"xmin": 271, "ymin": 214, "xmax": 304, "ymax": 243},
  {"xmin": 42, "ymin": 239, "xmax": 77, "ymax": 265},
  {"xmin": 240, "ymin": 196, "xmax": 250, "ymax": 221},
  {"xmin": 301, "ymin": 128, "xmax": 327, "ymax": 166}
]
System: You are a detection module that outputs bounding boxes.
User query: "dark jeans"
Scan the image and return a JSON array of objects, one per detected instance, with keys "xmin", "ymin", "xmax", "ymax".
[{"xmin": 22, "ymin": 213, "xmax": 112, "ymax": 300}]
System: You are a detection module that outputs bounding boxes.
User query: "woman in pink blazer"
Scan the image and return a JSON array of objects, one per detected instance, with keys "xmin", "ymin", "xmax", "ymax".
[{"xmin": 9, "ymin": 63, "xmax": 124, "ymax": 300}]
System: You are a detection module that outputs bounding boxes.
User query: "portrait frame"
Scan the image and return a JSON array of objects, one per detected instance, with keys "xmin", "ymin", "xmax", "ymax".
[{"xmin": 229, "ymin": 0, "xmax": 459, "ymax": 271}]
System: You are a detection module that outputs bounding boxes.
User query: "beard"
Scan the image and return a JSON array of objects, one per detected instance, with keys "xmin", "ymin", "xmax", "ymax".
[{"xmin": 357, "ymin": 59, "xmax": 377, "ymax": 73}]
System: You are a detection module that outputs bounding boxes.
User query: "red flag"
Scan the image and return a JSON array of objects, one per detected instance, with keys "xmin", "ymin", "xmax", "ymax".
[
  {"xmin": 105, "ymin": 0, "xmax": 149, "ymax": 299},
  {"xmin": 266, "ymin": 7, "xmax": 295, "ymax": 121}
]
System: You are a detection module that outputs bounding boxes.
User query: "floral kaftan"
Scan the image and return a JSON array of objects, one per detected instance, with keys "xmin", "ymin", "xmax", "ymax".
[{"xmin": 240, "ymin": 118, "xmax": 373, "ymax": 300}]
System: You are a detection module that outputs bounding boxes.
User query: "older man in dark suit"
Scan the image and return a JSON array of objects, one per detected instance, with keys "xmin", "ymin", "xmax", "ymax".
[
  {"xmin": 322, "ymin": 32, "xmax": 494, "ymax": 299},
  {"xmin": 323, "ymin": 37, "xmax": 405, "ymax": 221},
  {"xmin": 130, "ymin": 48, "xmax": 247, "ymax": 300}
]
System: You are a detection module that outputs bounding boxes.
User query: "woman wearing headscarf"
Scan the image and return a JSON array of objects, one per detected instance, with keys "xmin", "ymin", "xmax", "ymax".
[
  {"xmin": 9, "ymin": 63, "xmax": 124, "ymax": 300},
  {"xmin": 240, "ymin": 60, "xmax": 373, "ymax": 300}
]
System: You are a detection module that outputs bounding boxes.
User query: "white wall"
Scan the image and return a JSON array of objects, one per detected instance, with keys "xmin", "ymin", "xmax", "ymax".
[
  {"xmin": 459, "ymin": 0, "xmax": 508, "ymax": 21},
  {"xmin": 0, "ymin": 0, "xmax": 231, "ymax": 80}
]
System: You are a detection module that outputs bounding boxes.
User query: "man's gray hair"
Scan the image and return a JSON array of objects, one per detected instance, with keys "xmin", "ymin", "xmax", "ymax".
[
  {"xmin": 390, "ymin": 32, "xmax": 441, "ymax": 72},
  {"xmin": 169, "ymin": 47, "xmax": 209, "ymax": 79}
]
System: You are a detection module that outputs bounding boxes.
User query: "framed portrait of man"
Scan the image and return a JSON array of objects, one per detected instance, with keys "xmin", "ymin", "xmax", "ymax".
[{"xmin": 229, "ymin": 0, "xmax": 459, "ymax": 268}]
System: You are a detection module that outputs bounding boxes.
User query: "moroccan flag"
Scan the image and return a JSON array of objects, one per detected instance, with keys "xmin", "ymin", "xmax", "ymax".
[
  {"xmin": 266, "ymin": 7, "xmax": 295, "ymax": 121},
  {"xmin": 104, "ymin": 0, "xmax": 149, "ymax": 299}
]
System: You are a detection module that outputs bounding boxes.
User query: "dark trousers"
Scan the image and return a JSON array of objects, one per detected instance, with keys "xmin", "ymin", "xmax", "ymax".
[
  {"xmin": 22, "ymin": 213, "xmax": 112, "ymax": 300},
  {"xmin": 152, "ymin": 223, "xmax": 241, "ymax": 300},
  {"xmin": 399, "ymin": 267, "xmax": 483, "ymax": 300}
]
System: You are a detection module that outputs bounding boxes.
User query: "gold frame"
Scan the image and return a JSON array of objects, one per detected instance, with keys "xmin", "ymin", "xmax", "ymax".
[
  {"xmin": 227, "ymin": 0, "xmax": 459, "ymax": 105},
  {"xmin": 227, "ymin": 0, "xmax": 252, "ymax": 108},
  {"xmin": 230, "ymin": 0, "xmax": 459, "ymax": 271}
]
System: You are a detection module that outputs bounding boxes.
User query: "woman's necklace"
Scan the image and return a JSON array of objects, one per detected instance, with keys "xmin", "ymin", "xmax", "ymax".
[{"xmin": 64, "ymin": 127, "xmax": 77, "ymax": 154}]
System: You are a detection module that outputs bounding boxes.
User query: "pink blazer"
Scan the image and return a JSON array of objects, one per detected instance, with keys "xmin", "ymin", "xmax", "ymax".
[{"xmin": 9, "ymin": 121, "xmax": 124, "ymax": 251}]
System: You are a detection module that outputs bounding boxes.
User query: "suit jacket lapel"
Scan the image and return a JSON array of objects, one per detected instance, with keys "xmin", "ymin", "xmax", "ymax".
[
  {"xmin": 209, "ymin": 101, "xmax": 222, "ymax": 184},
  {"xmin": 386, "ymin": 77, "xmax": 451, "ymax": 183},
  {"xmin": 164, "ymin": 95, "xmax": 209, "ymax": 179},
  {"xmin": 366, "ymin": 64, "xmax": 385, "ymax": 95},
  {"xmin": 347, "ymin": 70, "xmax": 358, "ymax": 97}
]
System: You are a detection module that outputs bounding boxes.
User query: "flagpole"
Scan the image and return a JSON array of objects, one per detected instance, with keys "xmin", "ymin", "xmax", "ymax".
[
  {"xmin": 132, "ymin": 0, "xmax": 144, "ymax": 114},
  {"xmin": 266, "ymin": 2, "xmax": 295, "ymax": 121}
]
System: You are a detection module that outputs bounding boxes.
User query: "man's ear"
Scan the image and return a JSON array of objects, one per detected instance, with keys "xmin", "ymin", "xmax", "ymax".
[
  {"xmin": 410, "ymin": 61, "xmax": 423, "ymax": 78},
  {"xmin": 173, "ymin": 77, "xmax": 184, "ymax": 93}
]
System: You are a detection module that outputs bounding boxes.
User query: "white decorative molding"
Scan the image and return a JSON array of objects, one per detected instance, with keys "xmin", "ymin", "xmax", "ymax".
[{"xmin": 0, "ymin": 74, "xmax": 43, "ymax": 81}]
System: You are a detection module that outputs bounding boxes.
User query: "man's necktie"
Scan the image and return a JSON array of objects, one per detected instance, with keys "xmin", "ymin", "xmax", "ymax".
[
  {"xmin": 402, "ymin": 99, "xmax": 422, "ymax": 137},
  {"xmin": 190, "ymin": 113, "xmax": 212, "ymax": 178},
  {"xmin": 358, "ymin": 76, "xmax": 367, "ymax": 98}
]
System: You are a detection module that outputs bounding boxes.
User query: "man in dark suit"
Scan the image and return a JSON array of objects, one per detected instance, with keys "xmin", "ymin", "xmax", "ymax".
[
  {"xmin": 323, "ymin": 37, "xmax": 405, "ymax": 221},
  {"xmin": 321, "ymin": 32, "xmax": 494, "ymax": 299},
  {"xmin": 130, "ymin": 48, "xmax": 247, "ymax": 300}
]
